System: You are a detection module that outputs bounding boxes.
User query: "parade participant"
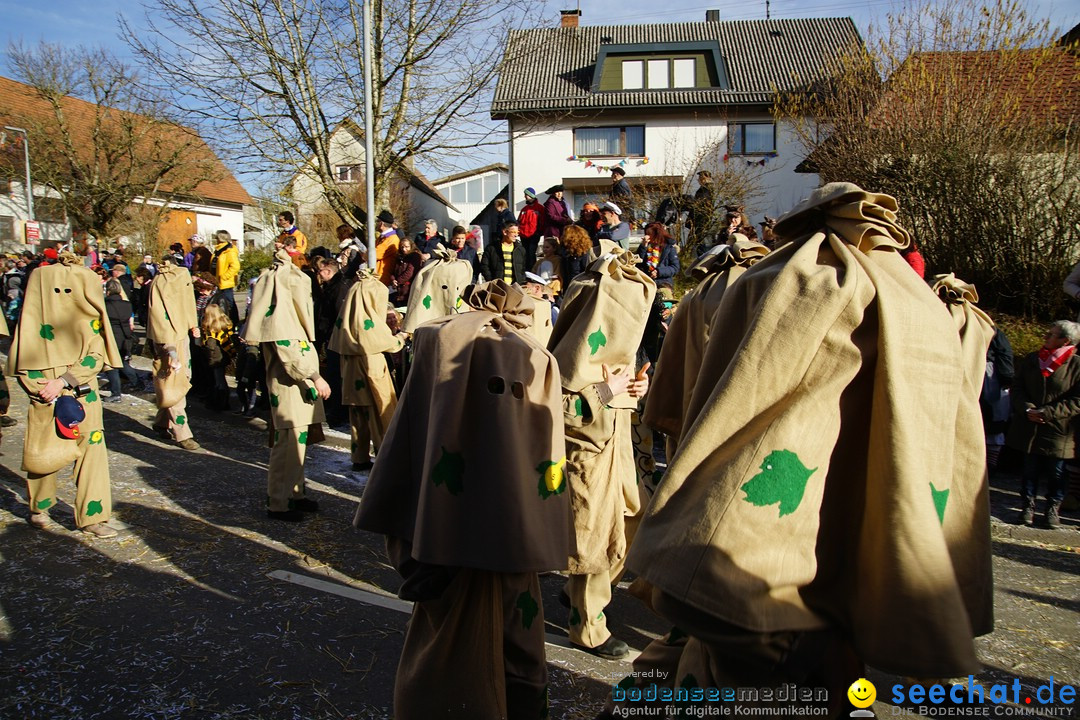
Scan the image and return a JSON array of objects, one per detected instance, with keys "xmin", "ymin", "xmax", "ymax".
[
  {"xmin": 548, "ymin": 249, "xmax": 655, "ymax": 660},
  {"xmin": 402, "ymin": 245, "xmax": 474, "ymax": 334},
  {"xmin": 355, "ymin": 279, "xmax": 569, "ymax": 719},
  {"xmin": 147, "ymin": 255, "xmax": 202, "ymax": 450},
  {"xmin": 643, "ymin": 236, "xmax": 768, "ymax": 457},
  {"xmin": 616, "ymin": 184, "xmax": 988, "ymax": 712},
  {"xmin": 328, "ymin": 271, "xmax": 404, "ymax": 471},
  {"xmin": 9, "ymin": 249, "xmax": 123, "ymax": 537},
  {"xmin": 242, "ymin": 244, "xmax": 330, "ymax": 521}
]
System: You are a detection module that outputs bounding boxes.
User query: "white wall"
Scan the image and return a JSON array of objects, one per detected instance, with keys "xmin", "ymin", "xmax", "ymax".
[
  {"xmin": 509, "ymin": 111, "xmax": 820, "ymax": 224},
  {"xmin": 435, "ymin": 168, "xmax": 509, "ymax": 227}
]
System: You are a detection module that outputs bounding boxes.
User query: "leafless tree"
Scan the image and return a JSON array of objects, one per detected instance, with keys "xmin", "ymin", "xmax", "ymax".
[
  {"xmin": 775, "ymin": 0, "xmax": 1080, "ymax": 317},
  {"xmin": 122, "ymin": 0, "xmax": 543, "ymax": 230},
  {"xmin": 1, "ymin": 41, "xmax": 223, "ymax": 245}
]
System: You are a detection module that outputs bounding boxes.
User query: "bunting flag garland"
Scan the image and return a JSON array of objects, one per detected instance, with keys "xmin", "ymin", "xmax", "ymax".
[{"xmin": 566, "ymin": 155, "xmax": 651, "ymax": 173}]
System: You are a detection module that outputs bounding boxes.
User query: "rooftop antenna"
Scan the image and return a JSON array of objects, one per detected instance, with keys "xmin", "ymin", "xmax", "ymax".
[{"xmin": 766, "ymin": 0, "xmax": 771, "ymax": 19}]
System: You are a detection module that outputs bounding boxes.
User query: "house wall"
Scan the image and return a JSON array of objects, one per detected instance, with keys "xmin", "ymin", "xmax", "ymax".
[
  {"xmin": 435, "ymin": 168, "xmax": 510, "ymax": 229},
  {"xmin": 1, "ymin": 182, "xmax": 72, "ymax": 250},
  {"xmin": 508, "ymin": 110, "xmax": 819, "ymax": 224}
]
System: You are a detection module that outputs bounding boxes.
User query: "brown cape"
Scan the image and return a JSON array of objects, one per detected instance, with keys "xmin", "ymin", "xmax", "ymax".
[
  {"xmin": 355, "ymin": 280, "xmax": 571, "ymax": 573},
  {"xmin": 8, "ymin": 253, "xmax": 122, "ymax": 375},
  {"xmin": 644, "ymin": 238, "xmax": 768, "ymax": 444},
  {"xmin": 328, "ymin": 273, "xmax": 404, "ymax": 407},
  {"xmin": 628, "ymin": 183, "xmax": 983, "ymax": 677},
  {"xmin": 402, "ymin": 246, "xmax": 474, "ymax": 333},
  {"xmin": 931, "ymin": 272, "xmax": 996, "ymax": 638},
  {"xmin": 242, "ymin": 249, "xmax": 316, "ymax": 344}
]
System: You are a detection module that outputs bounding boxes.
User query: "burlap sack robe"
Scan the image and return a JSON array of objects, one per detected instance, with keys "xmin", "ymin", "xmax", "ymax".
[
  {"xmin": 401, "ymin": 246, "xmax": 474, "ymax": 333},
  {"xmin": 548, "ymin": 251, "xmax": 655, "ymax": 575},
  {"xmin": 243, "ymin": 250, "xmax": 325, "ymax": 509},
  {"xmin": 628, "ymin": 183, "xmax": 984, "ymax": 678},
  {"xmin": 644, "ymin": 238, "xmax": 768, "ymax": 448},
  {"xmin": 355, "ymin": 280, "xmax": 569, "ymax": 720},
  {"xmin": 931, "ymin": 273, "xmax": 996, "ymax": 638},
  {"xmin": 146, "ymin": 261, "xmax": 197, "ymax": 437},
  {"xmin": 328, "ymin": 273, "xmax": 404, "ymax": 460},
  {"xmin": 8, "ymin": 253, "xmax": 122, "ymax": 526}
]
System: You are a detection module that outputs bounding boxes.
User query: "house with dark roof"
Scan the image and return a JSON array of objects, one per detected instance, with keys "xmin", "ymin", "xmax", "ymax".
[
  {"xmin": 0, "ymin": 74, "xmax": 252, "ymax": 252},
  {"xmin": 286, "ymin": 120, "xmax": 456, "ymax": 246},
  {"xmin": 492, "ymin": 10, "xmax": 865, "ymax": 224},
  {"xmin": 433, "ymin": 163, "xmax": 509, "ymax": 229}
]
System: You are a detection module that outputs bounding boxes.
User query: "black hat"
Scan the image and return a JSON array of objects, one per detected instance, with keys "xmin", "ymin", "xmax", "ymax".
[
  {"xmin": 545, "ymin": 184, "xmax": 565, "ymax": 194},
  {"xmin": 611, "ymin": 167, "xmax": 626, "ymax": 177},
  {"xmin": 377, "ymin": 209, "xmax": 395, "ymax": 225}
]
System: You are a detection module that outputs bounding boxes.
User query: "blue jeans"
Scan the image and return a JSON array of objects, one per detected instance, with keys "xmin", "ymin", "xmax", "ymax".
[
  {"xmin": 1021, "ymin": 454, "xmax": 1066, "ymax": 503},
  {"xmin": 106, "ymin": 360, "xmax": 139, "ymax": 397}
]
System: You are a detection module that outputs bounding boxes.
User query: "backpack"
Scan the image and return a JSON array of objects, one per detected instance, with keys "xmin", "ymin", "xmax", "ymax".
[{"xmin": 210, "ymin": 243, "xmax": 232, "ymax": 275}]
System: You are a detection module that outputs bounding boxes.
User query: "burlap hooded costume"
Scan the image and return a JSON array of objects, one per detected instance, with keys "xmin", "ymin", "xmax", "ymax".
[
  {"xmin": 242, "ymin": 249, "xmax": 326, "ymax": 512},
  {"xmin": 401, "ymin": 246, "xmax": 474, "ymax": 333},
  {"xmin": 621, "ymin": 184, "xmax": 985, "ymax": 697},
  {"xmin": 327, "ymin": 272, "xmax": 404, "ymax": 465},
  {"xmin": 930, "ymin": 273, "xmax": 996, "ymax": 638},
  {"xmin": 355, "ymin": 280, "xmax": 569, "ymax": 720},
  {"xmin": 643, "ymin": 237, "xmax": 769, "ymax": 456},
  {"xmin": 8, "ymin": 252, "xmax": 122, "ymax": 528},
  {"xmin": 146, "ymin": 259, "xmax": 198, "ymax": 442},
  {"xmin": 548, "ymin": 249, "xmax": 655, "ymax": 649}
]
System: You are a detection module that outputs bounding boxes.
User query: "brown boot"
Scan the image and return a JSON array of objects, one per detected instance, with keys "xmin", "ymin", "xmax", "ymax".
[
  {"xmin": 1018, "ymin": 495, "xmax": 1036, "ymax": 526},
  {"xmin": 1045, "ymin": 500, "xmax": 1062, "ymax": 529}
]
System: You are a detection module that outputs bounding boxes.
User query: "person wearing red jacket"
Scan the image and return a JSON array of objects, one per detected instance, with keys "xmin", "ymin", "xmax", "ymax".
[{"xmin": 517, "ymin": 187, "xmax": 546, "ymax": 271}]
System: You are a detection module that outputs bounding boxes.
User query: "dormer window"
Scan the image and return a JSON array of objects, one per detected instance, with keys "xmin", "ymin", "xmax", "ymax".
[{"xmin": 595, "ymin": 42, "xmax": 728, "ymax": 93}]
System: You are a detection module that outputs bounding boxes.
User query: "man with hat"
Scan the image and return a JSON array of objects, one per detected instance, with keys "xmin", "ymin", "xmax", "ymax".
[
  {"xmin": 598, "ymin": 201, "xmax": 630, "ymax": 250},
  {"xmin": 543, "ymin": 184, "xmax": 572, "ymax": 240},
  {"xmin": 517, "ymin": 187, "xmax": 546, "ymax": 270},
  {"xmin": 183, "ymin": 235, "xmax": 203, "ymax": 269},
  {"xmin": 610, "ymin": 167, "xmax": 631, "ymax": 205},
  {"xmin": 374, "ymin": 209, "xmax": 400, "ymax": 287},
  {"xmin": 9, "ymin": 248, "xmax": 123, "ymax": 537},
  {"xmin": 689, "ymin": 169, "xmax": 717, "ymax": 250}
]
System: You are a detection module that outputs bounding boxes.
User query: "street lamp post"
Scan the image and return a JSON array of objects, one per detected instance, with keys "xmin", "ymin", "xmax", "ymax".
[
  {"xmin": 2, "ymin": 126, "xmax": 34, "ymax": 221},
  {"xmin": 362, "ymin": 0, "xmax": 376, "ymax": 269}
]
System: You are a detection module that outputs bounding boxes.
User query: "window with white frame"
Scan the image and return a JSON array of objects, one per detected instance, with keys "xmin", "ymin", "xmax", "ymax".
[
  {"xmin": 336, "ymin": 165, "xmax": 361, "ymax": 182},
  {"xmin": 729, "ymin": 122, "xmax": 776, "ymax": 154},
  {"xmin": 622, "ymin": 60, "xmax": 643, "ymax": 90},
  {"xmin": 574, "ymin": 126, "xmax": 645, "ymax": 157}
]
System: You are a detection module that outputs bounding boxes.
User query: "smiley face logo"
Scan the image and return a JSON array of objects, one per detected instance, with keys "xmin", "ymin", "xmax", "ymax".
[{"xmin": 848, "ymin": 678, "xmax": 876, "ymax": 709}]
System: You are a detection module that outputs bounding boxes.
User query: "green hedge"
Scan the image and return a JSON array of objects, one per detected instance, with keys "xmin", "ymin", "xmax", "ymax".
[{"xmin": 239, "ymin": 247, "xmax": 275, "ymax": 287}]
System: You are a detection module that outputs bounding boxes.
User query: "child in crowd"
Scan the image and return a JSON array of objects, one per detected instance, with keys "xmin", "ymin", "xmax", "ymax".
[{"xmin": 201, "ymin": 303, "xmax": 238, "ymax": 412}]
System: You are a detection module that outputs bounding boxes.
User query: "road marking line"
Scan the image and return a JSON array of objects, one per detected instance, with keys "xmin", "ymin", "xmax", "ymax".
[{"xmin": 269, "ymin": 570, "xmax": 639, "ymax": 662}]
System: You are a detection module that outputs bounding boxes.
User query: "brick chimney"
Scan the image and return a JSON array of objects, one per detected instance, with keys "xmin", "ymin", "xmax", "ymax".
[{"xmin": 560, "ymin": 9, "xmax": 581, "ymax": 28}]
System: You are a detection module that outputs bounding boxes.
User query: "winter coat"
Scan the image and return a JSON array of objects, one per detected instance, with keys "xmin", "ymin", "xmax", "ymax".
[
  {"xmin": 636, "ymin": 238, "xmax": 680, "ymax": 280},
  {"xmin": 1007, "ymin": 352, "xmax": 1080, "ymax": 458},
  {"xmin": 480, "ymin": 242, "xmax": 526, "ymax": 285},
  {"xmin": 543, "ymin": 196, "xmax": 572, "ymax": 239},
  {"xmin": 518, "ymin": 200, "xmax": 546, "ymax": 242},
  {"xmin": 212, "ymin": 241, "xmax": 241, "ymax": 290}
]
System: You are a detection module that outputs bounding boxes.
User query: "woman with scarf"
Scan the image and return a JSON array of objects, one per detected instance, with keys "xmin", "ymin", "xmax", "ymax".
[
  {"xmin": 1007, "ymin": 320, "xmax": 1080, "ymax": 528},
  {"xmin": 635, "ymin": 222, "xmax": 680, "ymax": 281}
]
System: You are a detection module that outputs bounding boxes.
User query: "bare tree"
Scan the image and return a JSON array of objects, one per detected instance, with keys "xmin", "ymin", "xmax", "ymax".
[
  {"xmin": 775, "ymin": 0, "xmax": 1080, "ymax": 317},
  {"xmin": 122, "ymin": 0, "xmax": 543, "ymax": 231},
  {"xmin": 0, "ymin": 41, "xmax": 224, "ymax": 244}
]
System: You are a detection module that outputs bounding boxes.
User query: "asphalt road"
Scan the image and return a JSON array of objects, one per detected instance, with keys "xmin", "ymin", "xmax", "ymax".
[{"xmin": 0, "ymin": 354, "xmax": 1077, "ymax": 719}]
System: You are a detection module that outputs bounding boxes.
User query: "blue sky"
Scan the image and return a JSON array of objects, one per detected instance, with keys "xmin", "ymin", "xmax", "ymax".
[{"xmin": 3, "ymin": 0, "xmax": 1077, "ymax": 189}]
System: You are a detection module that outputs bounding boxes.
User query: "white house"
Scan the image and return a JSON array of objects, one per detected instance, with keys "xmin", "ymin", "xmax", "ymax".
[
  {"xmin": 433, "ymin": 163, "xmax": 509, "ymax": 228},
  {"xmin": 491, "ymin": 12, "xmax": 864, "ymax": 225},
  {"xmin": 0, "ymin": 74, "xmax": 252, "ymax": 254},
  {"xmin": 287, "ymin": 121, "xmax": 457, "ymax": 245}
]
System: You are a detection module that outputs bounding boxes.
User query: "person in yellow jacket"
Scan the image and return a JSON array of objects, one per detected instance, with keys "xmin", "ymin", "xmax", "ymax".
[{"xmin": 211, "ymin": 230, "xmax": 241, "ymax": 325}]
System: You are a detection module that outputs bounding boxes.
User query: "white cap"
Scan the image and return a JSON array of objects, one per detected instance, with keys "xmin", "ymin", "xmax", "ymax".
[
  {"xmin": 524, "ymin": 271, "xmax": 550, "ymax": 286},
  {"xmin": 602, "ymin": 201, "xmax": 622, "ymax": 216}
]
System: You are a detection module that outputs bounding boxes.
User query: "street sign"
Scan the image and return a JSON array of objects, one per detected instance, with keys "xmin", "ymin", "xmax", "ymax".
[{"xmin": 24, "ymin": 220, "xmax": 40, "ymax": 244}]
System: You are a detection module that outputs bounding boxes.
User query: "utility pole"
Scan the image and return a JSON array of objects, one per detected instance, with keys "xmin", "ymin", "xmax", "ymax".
[
  {"xmin": 3, "ymin": 126, "xmax": 35, "ymax": 220},
  {"xmin": 362, "ymin": 0, "xmax": 376, "ymax": 269}
]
